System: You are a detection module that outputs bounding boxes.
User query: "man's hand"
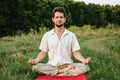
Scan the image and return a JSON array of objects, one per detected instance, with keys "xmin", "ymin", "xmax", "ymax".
[
  {"xmin": 28, "ymin": 58, "xmax": 38, "ymax": 65},
  {"xmin": 83, "ymin": 57, "xmax": 91, "ymax": 65}
]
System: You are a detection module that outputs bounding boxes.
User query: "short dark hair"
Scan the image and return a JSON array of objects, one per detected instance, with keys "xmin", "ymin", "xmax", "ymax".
[{"xmin": 52, "ymin": 7, "xmax": 66, "ymax": 18}]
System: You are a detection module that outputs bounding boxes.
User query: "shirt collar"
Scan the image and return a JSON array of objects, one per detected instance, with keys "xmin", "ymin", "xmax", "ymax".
[{"xmin": 51, "ymin": 28, "xmax": 69, "ymax": 35}]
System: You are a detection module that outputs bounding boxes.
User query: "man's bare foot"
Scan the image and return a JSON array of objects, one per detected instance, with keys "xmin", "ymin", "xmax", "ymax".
[
  {"xmin": 57, "ymin": 65, "xmax": 75, "ymax": 76},
  {"xmin": 67, "ymin": 65, "xmax": 75, "ymax": 70},
  {"xmin": 57, "ymin": 72, "xmax": 65, "ymax": 76}
]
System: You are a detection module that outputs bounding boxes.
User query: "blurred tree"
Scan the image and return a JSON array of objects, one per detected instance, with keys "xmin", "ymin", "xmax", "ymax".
[{"xmin": 0, "ymin": 0, "xmax": 120, "ymax": 37}]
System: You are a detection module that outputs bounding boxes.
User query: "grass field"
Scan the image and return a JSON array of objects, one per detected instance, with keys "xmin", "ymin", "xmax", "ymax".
[{"xmin": 0, "ymin": 25, "xmax": 120, "ymax": 80}]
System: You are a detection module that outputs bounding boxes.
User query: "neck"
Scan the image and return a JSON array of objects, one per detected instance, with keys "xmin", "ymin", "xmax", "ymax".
[
  {"xmin": 54, "ymin": 26, "xmax": 65, "ymax": 33},
  {"xmin": 54, "ymin": 26, "xmax": 65, "ymax": 39}
]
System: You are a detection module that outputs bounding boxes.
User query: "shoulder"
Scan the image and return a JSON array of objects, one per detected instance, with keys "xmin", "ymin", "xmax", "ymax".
[
  {"xmin": 66, "ymin": 29, "xmax": 76, "ymax": 37},
  {"xmin": 43, "ymin": 29, "xmax": 53, "ymax": 37}
]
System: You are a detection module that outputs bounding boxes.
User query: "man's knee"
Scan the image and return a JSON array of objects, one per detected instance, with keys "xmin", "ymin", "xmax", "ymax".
[
  {"xmin": 82, "ymin": 64, "xmax": 90, "ymax": 72},
  {"xmin": 32, "ymin": 64, "xmax": 58, "ymax": 76},
  {"xmin": 32, "ymin": 64, "xmax": 39, "ymax": 72}
]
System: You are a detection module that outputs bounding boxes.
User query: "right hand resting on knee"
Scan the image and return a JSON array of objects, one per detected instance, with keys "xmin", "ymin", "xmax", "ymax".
[{"xmin": 28, "ymin": 58, "xmax": 38, "ymax": 65}]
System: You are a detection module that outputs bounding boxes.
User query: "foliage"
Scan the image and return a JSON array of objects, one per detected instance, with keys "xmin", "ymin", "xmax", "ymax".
[{"xmin": 0, "ymin": 0, "xmax": 120, "ymax": 37}]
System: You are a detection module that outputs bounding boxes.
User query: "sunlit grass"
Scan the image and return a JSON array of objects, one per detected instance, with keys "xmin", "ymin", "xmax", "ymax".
[{"xmin": 0, "ymin": 24, "xmax": 120, "ymax": 80}]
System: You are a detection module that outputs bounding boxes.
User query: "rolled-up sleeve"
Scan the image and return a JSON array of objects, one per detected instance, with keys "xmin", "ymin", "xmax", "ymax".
[
  {"xmin": 71, "ymin": 34, "xmax": 81, "ymax": 52},
  {"xmin": 39, "ymin": 34, "xmax": 48, "ymax": 52}
]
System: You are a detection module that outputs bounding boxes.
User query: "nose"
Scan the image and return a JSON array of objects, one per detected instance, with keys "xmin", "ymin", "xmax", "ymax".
[{"xmin": 57, "ymin": 17, "xmax": 61, "ymax": 21}]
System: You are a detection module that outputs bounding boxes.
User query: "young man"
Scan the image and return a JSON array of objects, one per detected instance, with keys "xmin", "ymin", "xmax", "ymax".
[{"xmin": 29, "ymin": 7, "xmax": 91, "ymax": 76}]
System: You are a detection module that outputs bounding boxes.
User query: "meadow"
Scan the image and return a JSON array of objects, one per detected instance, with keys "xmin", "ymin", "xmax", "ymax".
[{"xmin": 0, "ymin": 24, "xmax": 120, "ymax": 80}]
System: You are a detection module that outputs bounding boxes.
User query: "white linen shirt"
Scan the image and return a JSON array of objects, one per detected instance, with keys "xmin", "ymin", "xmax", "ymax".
[{"xmin": 39, "ymin": 29, "xmax": 81, "ymax": 66}]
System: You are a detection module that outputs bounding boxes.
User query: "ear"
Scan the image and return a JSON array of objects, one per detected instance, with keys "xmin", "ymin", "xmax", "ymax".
[
  {"xmin": 64, "ymin": 18, "xmax": 66, "ymax": 23},
  {"xmin": 52, "ymin": 18, "xmax": 54, "ymax": 22}
]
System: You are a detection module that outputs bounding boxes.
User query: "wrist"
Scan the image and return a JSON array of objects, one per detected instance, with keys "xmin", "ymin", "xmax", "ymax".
[
  {"xmin": 80, "ymin": 58, "xmax": 85, "ymax": 63},
  {"xmin": 35, "ymin": 58, "xmax": 39, "ymax": 63},
  {"xmin": 82, "ymin": 58, "xmax": 86, "ymax": 63}
]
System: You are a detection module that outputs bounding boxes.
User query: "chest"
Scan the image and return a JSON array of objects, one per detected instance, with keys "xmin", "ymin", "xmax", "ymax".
[{"xmin": 47, "ymin": 34, "xmax": 72, "ymax": 49}]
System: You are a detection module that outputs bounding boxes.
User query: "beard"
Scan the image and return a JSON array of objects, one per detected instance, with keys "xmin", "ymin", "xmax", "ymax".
[{"xmin": 55, "ymin": 24, "xmax": 64, "ymax": 28}]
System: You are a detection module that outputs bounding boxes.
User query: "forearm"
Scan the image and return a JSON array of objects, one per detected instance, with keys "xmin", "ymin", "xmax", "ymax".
[
  {"xmin": 72, "ymin": 51, "xmax": 85, "ymax": 63},
  {"xmin": 35, "ymin": 51, "xmax": 47, "ymax": 63}
]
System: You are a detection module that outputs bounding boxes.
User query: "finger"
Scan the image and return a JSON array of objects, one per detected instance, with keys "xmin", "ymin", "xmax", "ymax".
[
  {"xmin": 84, "ymin": 59, "xmax": 90, "ymax": 65},
  {"xmin": 29, "ymin": 59, "xmax": 35, "ymax": 64},
  {"xmin": 87, "ymin": 57, "xmax": 91, "ymax": 60},
  {"xmin": 86, "ymin": 57, "xmax": 91, "ymax": 62},
  {"xmin": 28, "ymin": 59, "xmax": 32, "ymax": 63},
  {"xmin": 31, "ymin": 59, "xmax": 35, "ymax": 64},
  {"xmin": 86, "ymin": 59, "xmax": 91, "ymax": 64}
]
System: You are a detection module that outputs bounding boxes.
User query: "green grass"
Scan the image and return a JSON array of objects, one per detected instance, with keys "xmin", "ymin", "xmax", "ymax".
[{"xmin": 0, "ymin": 25, "xmax": 120, "ymax": 80}]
